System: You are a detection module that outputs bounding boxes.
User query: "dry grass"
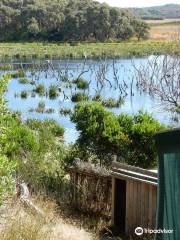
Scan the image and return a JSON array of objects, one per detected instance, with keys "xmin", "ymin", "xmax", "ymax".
[
  {"xmin": 0, "ymin": 196, "xmax": 94, "ymax": 240},
  {"xmin": 146, "ymin": 19, "xmax": 180, "ymax": 41}
]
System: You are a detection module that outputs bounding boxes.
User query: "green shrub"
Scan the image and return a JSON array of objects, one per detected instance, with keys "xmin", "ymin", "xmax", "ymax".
[
  {"xmin": 18, "ymin": 78, "xmax": 30, "ymax": 84},
  {"xmin": 71, "ymin": 102, "xmax": 166, "ymax": 168},
  {"xmin": 27, "ymin": 119, "xmax": 64, "ymax": 138},
  {"xmin": 35, "ymin": 84, "xmax": 46, "ymax": 96},
  {"xmin": 71, "ymin": 102, "xmax": 129, "ymax": 166},
  {"xmin": 4, "ymin": 120, "xmax": 39, "ymax": 159},
  {"xmin": 118, "ymin": 111, "xmax": 166, "ymax": 168},
  {"xmin": 20, "ymin": 90, "xmax": 28, "ymax": 99},
  {"xmin": 0, "ymin": 154, "xmax": 16, "ymax": 205},
  {"xmin": 71, "ymin": 92, "xmax": 89, "ymax": 102},
  {"xmin": 73, "ymin": 78, "xmax": 89, "ymax": 90},
  {"xmin": 48, "ymin": 85, "xmax": 59, "ymax": 99}
]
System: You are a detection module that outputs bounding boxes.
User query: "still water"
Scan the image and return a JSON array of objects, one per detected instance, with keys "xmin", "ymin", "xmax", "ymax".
[{"xmin": 3, "ymin": 56, "xmax": 177, "ymax": 143}]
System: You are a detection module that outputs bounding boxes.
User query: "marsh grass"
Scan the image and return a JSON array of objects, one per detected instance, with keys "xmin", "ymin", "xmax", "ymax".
[
  {"xmin": 11, "ymin": 70, "xmax": 25, "ymax": 78},
  {"xmin": 20, "ymin": 90, "xmax": 28, "ymax": 99},
  {"xmin": 102, "ymin": 97, "xmax": 125, "ymax": 108},
  {"xmin": 71, "ymin": 92, "xmax": 89, "ymax": 102},
  {"xmin": 73, "ymin": 78, "xmax": 89, "ymax": 90},
  {"xmin": 35, "ymin": 84, "xmax": 46, "ymax": 96},
  {"xmin": 1, "ymin": 41, "xmax": 180, "ymax": 60},
  {"xmin": 18, "ymin": 78, "xmax": 30, "ymax": 84},
  {"xmin": 59, "ymin": 107, "xmax": 72, "ymax": 116},
  {"xmin": 49, "ymin": 85, "xmax": 59, "ymax": 99}
]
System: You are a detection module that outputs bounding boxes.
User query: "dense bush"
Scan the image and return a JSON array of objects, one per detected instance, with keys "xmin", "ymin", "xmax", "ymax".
[
  {"xmin": 0, "ymin": 0, "xmax": 149, "ymax": 42},
  {"xmin": 71, "ymin": 102, "xmax": 130, "ymax": 166},
  {"xmin": 0, "ymin": 74, "xmax": 16, "ymax": 204},
  {"xmin": 71, "ymin": 102, "xmax": 166, "ymax": 168},
  {"xmin": 0, "ymin": 74, "xmax": 67, "ymax": 204}
]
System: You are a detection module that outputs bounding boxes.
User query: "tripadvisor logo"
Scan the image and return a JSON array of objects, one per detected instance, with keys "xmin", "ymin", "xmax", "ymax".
[
  {"xmin": 135, "ymin": 227, "xmax": 173, "ymax": 236},
  {"xmin": 135, "ymin": 227, "xmax": 143, "ymax": 236}
]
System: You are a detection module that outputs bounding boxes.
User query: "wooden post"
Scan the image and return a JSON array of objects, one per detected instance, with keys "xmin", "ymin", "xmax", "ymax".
[{"xmin": 112, "ymin": 176, "xmax": 116, "ymax": 225}]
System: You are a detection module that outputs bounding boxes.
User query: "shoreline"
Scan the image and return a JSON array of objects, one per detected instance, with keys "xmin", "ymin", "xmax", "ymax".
[{"xmin": 0, "ymin": 41, "xmax": 180, "ymax": 60}]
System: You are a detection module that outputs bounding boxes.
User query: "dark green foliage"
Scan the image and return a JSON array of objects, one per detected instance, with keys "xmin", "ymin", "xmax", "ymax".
[
  {"xmin": 35, "ymin": 84, "xmax": 46, "ymax": 96},
  {"xmin": 11, "ymin": 70, "xmax": 25, "ymax": 78},
  {"xmin": 73, "ymin": 78, "xmax": 89, "ymax": 90},
  {"xmin": 71, "ymin": 92, "xmax": 89, "ymax": 102},
  {"xmin": 48, "ymin": 85, "xmax": 59, "ymax": 99},
  {"xmin": 71, "ymin": 102, "xmax": 130, "ymax": 166},
  {"xmin": 20, "ymin": 90, "xmax": 28, "ymax": 98},
  {"xmin": 4, "ymin": 119, "xmax": 39, "ymax": 159},
  {"xmin": 71, "ymin": 102, "xmax": 166, "ymax": 168},
  {"xmin": 118, "ymin": 111, "xmax": 165, "ymax": 168},
  {"xmin": 0, "ymin": 0, "xmax": 149, "ymax": 42}
]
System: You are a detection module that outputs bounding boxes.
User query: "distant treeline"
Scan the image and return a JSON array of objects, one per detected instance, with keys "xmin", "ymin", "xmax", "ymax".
[
  {"xmin": 0, "ymin": 0, "xmax": 149, "ymax": 41},
  {"xmin": 130, "ymin": 4, "xmax": 180, "ymax": 20}
]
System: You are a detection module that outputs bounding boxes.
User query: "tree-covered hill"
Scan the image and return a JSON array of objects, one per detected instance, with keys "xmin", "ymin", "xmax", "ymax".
[
  {"xmin": 129, "ymin": 4, "xmax": 180, "ymax": 20},
  {"xmin": 0, "ymin": 0, "xmax": 149, "ymax": 41}
]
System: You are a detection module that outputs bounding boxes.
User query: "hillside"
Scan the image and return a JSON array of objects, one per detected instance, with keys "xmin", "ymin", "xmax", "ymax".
[{"xmin": 129, "ymin": 4, "xmax": 180, "ymax": 20}]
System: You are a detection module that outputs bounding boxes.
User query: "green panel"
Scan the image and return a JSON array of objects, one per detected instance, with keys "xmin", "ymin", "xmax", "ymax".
[{"xmin": 155, "ymin": 129, "xmax": 180, "ymax": 240}]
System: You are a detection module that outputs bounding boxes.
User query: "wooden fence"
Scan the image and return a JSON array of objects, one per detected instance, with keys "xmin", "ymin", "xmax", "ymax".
[{"xmin": 69, "ymin": 163, "xmax": 112, "ymax": 218}]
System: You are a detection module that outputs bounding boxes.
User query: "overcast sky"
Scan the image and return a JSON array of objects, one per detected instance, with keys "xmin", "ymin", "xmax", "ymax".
[{"xmin": 96, "ymin": 0, "xmax": 180, "ymax": 8}]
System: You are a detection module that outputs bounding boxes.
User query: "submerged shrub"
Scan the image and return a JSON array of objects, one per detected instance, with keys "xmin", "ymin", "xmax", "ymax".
[
  {"xmin": 18, "ymin": 78, "xmax": 30, "ymax": 84},
  {"xmin": 48, "ymin": 85, "xmax": 59, "ymax": 99},
  {"xmin": 71, "ymin": 92, "xmax": 89, "ymax": 102},
  {"xmin": 102, "ymin": 97, "xmax": 125, "ymax": 108},
  {"xmin": 11, "ymin": 70, "xmax": 25, "ymax": 78},
  {"xmin": 35, "ymin": 84, "xmax": 46, "ymax": 96},
  {"xmin": 45, "ymin": 108, "xmax": 55, "ymax": 114},
  {"xmin": 59, "ymin": 107, "xmax": 72, "ymax": 116},
  {"xmin": 20, "ymin": 90, "xmax": 28, "ymax": 99},
  {"xmin": 36, "ymin": 101, "xmax": 46, "ymax": 113},
  {"xmin": 73, "ymin": 78, "xmax": 89, "ymax": 90}
]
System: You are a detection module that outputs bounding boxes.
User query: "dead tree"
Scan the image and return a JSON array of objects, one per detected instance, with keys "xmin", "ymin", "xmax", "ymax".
[{"xmin": 133, "ymin": 55, "xmax": 180, "ymax": 112}]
